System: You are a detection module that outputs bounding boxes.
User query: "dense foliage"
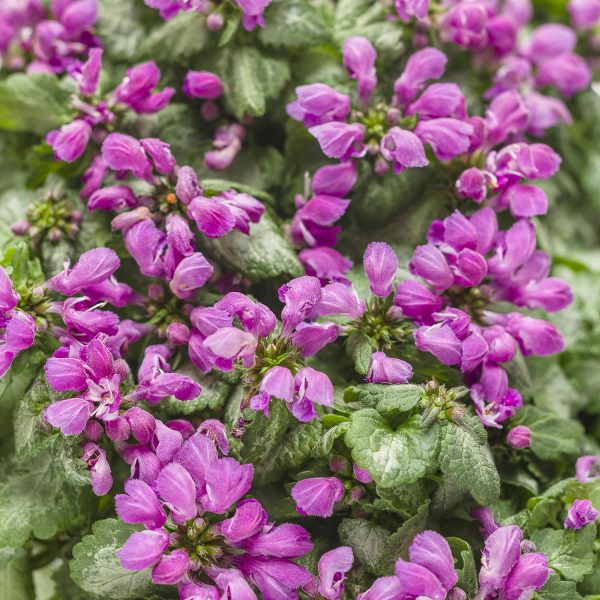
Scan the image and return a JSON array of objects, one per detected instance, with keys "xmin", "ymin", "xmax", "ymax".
[{"xmin": 1, "ymin": 0, "xmax": 600, "ymax": 598}]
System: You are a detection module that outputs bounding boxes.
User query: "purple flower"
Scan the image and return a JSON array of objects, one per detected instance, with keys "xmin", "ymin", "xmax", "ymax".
[
  {"xmin": 114, "ymin": 61, "xmax": 174, "ymax": 114},
  {"xmin": 291, "ymin": 367, "xmax": 334, "ymax": 421},
  {"xmin": 415, "ymin": 118, "xmax": 473, "ymax": 161},
  {"xmin": 576, "ymin": 455, "xmax": 600, "ymax": 482},
  {"xmin": 307, "ymin": 546, "xmax": 353, "ymax": 600},
  {"xmin": 311, "ymin": 281, "xmax": 365, "ymax": 320},
  {"xmin": 47, "ymin": 119, "xmax": 92, "ymax": 162},
  {"xmin": 565, "ymin": 499, "xmax": 599, "ymax": 529},
  {"xmin": 414, "ymin": 323, "xmax": 462, "ymax": 365},
  {"xmin": 101, "ymin": 133, "xmax": 154, "ymax": 180},
  {"xmin": 308, "ymin": 122, "xmax": 366, "ymax": 160},
  {"xmin": 169, "ymin": 253, "xmax": 213, "ymax": 300},
  {"xmin": 44, "ymin": 336, "xmax": 124, "ymax": 436},
  {"xmin": 506, "ymin": 425, "xmax": 531, "ymax": 449},
  {"xmin": 279, "ymin": 275, "xmax": 322, "ymax": 336},
  {"xmin": 569, "ymin": 0, "xmax": 600, "ymax": 28},
  {"xmin": 394, "ymin": 47, "xmax": 447, "ymax": 106},
  {"xmin": 291, "ymin": 477, "xmax": 344, "ymax": 517},
  {"xmin": 115, "ymin": 479, "xmax": 167, "ymax": 529},
  {"xmin": 536, "ymin": 53, "xmax": 591, "ymax": 96},
  {"xmin": 287, "ymin": 83, "xmax": 351, "ymax": 127},
  {"xmin": 522, "ymin": 24, "xmax": 576, "ymax": 59},
  {"xmin": 485, "ymin": 91, "xmax": 529, "ymax": 147},
  {"xmin": 358, "ymin": 531, "xmax": 461, "ymax": 599},
  {"xmin": 48, "ymin": 247, "xmax": 120, "ymax": 296},
  {"xmin": 457, "ymin": 167, "xmax": 488, "ymax": 203},
  {"xmin": 291, "ymin": 322, "xmax": 340, "ymax": 357},
  {"xmin": 203, "ymin": 327, "xmax": 258, "ymax": 371},
  {"xmin": 363, "ymin": 242, "xmax": 398, "ymax": 297},
  {"xmin": 409, "ymin": 245, "xmax": 454, "ymax": 291},
  {"xmin": 204, "ymin": 123, "xmax": 245, "ymax": 171},
  {"xmin": 395, "ymin": 0, "xmax": 429, "ymax": 21},
  {"xmin": 342, "ymin": 36, "xmax": 377, "ymax": 106},
  {"xmin": 183, "ymin": 70, "xmax": 224, "ymax": 99},
  {"xmin": 299, "ymin": 247, "xmax": 353, "ymax": 282},
  {"xmin": 408, "ymin": 83, "xmax": 467, "ymax": 120},
  {"xmin": 440, "ymin": 2, "xmax": 489, "ymax": 50},
  {"xmin": 119, "ymin": 529, "xmax": 171, "ymax": 571},
  {"xmin": 290, "ymin": 195, "xmax": 350, "ymax": 248},
  {"xmin": 312, "ymin": 161, "xmax": 357, "ymax": 197},
  {"xmin": 380, "ymin": 127, "xmax": 428, "ymax": 173},
  {"xmin": 81, "ymin": 441, "xmax": 113, "ymax": 496},
  {"xmin": 476, "ymin": 525, "xmax": 550, "ymax": 599},
  {"xmin": 236, "ymin": 0, "xmax": 271, "ymax": 31},
  {"xmin": 367, "ymin": 351, "xmax": 412, "ymax": 384},
  {"xmin": 0, "ymin": 267, "xmax": 36, "ymax": 378},
  {"xmin": 394, "ymin": 280, "xmax": 442, "ymax": 318}
]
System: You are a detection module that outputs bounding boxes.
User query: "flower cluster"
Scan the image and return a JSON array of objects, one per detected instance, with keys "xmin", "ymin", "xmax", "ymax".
[
  {"xmin": 0, "ymin": 0, "xmax": 597, "ymax": 597},
  {"xmin": 289, "ymin": 40, "xmax": 474, "ymax": 174},
  {"xmin": 116, "ymin": 419, "xmax": 313, "ymax": 598},
  {"xmin": 0, "ymin": 0, "xmax": 99, "ymax": 74},
  {"xmin": 47, "ymin": 51, "xmax": 174, "ymax": 165},
  {"xmin": 143, "ymin": 0, "xmax": 271, "ymax": 32}
]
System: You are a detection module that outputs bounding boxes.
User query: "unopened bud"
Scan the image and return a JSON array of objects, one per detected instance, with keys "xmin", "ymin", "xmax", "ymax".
[
  {"xmin": 207, "ymin": 12, "xmax": 224, "ymax": 31},
  {"xmin": 329, "ymin": 456, "xmax": 349, "ymax": 473},
  {"xmin": 10, "ymin": 220, "xmax": 30, "ymax": 236}
]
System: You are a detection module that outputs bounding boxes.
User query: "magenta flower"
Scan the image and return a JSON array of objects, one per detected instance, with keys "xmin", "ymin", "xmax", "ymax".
[
  {"xmin": 342, "ymin": 36, "xmax": 377, "ymax": 107},
  {"xmin": 576, "ymin": 455, "xmax": 600, "ymax": 482},
  {"xmin": 304, "ymin": 546, "xmax": 354, "ymax": 600},
  {"xmin": 367, "ymin": 351, "xmax": 413, "ymax": 384},
  {"xmin": 287, "ymin": 83, "xmax": 351, "ymax": 127},
  {"xmin": 476, "ymin": 523, "xmax": 549, "ymax": 599},
  {"xmin": 395, "ymin": 0, "xmax": 429, "ymax": 21},
  {"xmin": 358, "ymin": 531, "xmax": 462, "ymax": 599},
  {"xmin": 117, "ymin": 425, "xmax": 312, "ymax": 596},
  {"xmin": 291, "ymin": 477, "xmax": 345, "ymax": 517},
  {"xmin": 564, "ymin": 499, "xmax": 599, "ymax": 529},
  {"xmin": 0, "ymin": 266, "xmax": 36, "ymax": 378},
  {"xmin": 309, "ymin": 122, "xmax": 366, "ymax": 160},
  {"xmin": 183, "ymin": 70, "xmax": 224, "ymax": 99},
  {"xmin": 506, "ymin": 425, "xmax": 532, "ymax": 449}
]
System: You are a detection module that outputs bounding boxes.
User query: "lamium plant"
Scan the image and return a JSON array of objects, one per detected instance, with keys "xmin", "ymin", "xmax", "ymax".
[{"xmin": 0, "ymin": 0, "xmax": 600, "ymax": 599}]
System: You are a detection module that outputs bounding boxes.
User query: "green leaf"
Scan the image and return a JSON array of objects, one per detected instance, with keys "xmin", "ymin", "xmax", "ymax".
[
  {"xmin": 0, "ymin": 443, "xmax": 94, "ymax": 547},
  {"xmin": 253, "ymin": 420, "xmax": 323, "ymax": 485},
  {"xmin": 535, "ymin": 573, "xmax": 583, "ymax": 600},
  {"xmin": 259, "ymin": 0, "xmax": 329, "ymax": 49},
  {"xmin": 531, "ymin": 524, "xmax": 596, "ymax": 582},
  {"xmin": 345, "ymin": 409, "xmax": 440, "ymax": 488},
  {"xmin": 69, "ymin": 519, "xmax": 164, "ymax": 599},
  {"xmin": 373, "ymin": 482, "xmax": 429, "ymax": 519},
  {"xmin": 0, "ymin": 548, "xmax": 34, "ymax": 600},
  {"xmin": 378, "ymin": 501, "xmax": 430, "ymax": 574},
  {"xmin": 238, "ymin": 399, "xmax": 294, "ymax": 465},
  {"xmin": 334, "ymin": 0, "xmax": 403, "ymax": 56},
  {"xmin": 338, "ymin": 518, "xmax": 392, "ymax": 575},
  {"xmin": 139, "ymin": 13, "xmax": 209, "ymax": 64},
  {"xmin": 314, "ymin": 421, "xmax": 349, "ymax": 457},
  {"xmin": 200, "ymin": 176, "xmax": 274, "ymax": 205},
  {"xmin": 345, "ymin": 333, "xmax": 372, "ymax": 376},
  {"xmin": 219, "ymin": 46, "xmax": 290, "ymax": 118},
  {"xmin": 0, "ymin": 74, "xmax": 72, "ymax": 135},
  {"xmin": 199, "ymin": 211, "xmax": 302, "ymax": 282},
  {"xmin": 438, "ymin": 416, "xmax": 500, "ymax": 506},
  {"xmin": 518, "ymin": 406, "xmax": 584, "ymax": 461},
  {"xmin": 97, "ymin": 0, "xmax": 147, "ymax": 62},
  {"xmin": 343, "ymin": 384, "xmax": 422, "ymax": 416},
  {"xmin": 447, "ymin": 537, "xmax": 478, "ymax": 597},
  {"xmin": 144, "ymin": 103, "xmax": 211, "ymax": 171},
  {"xmin": 0, "ymin": 346, "xmax": 47, "ymax": 455}
]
